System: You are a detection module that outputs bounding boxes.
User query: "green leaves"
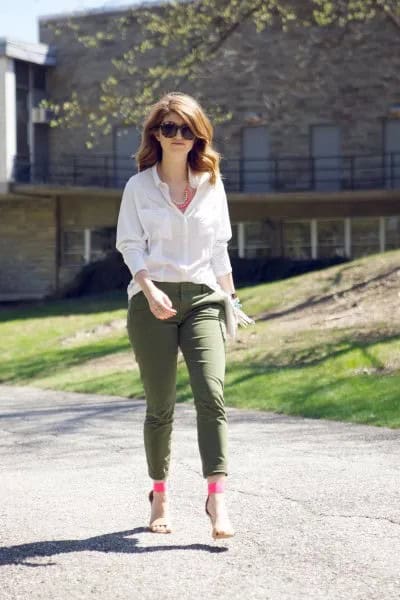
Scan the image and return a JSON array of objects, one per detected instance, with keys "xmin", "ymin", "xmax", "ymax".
[{"xmin": 43, "ymin": 0, "xmax": 393, "ymax": 147}]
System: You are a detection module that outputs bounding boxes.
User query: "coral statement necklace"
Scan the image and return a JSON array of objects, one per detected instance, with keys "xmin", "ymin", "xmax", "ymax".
[
  {"xmin": 173, "ymin": 184, "xmax": 196, "ymax": 212},
  {"xmin": 157, "ymin": 164, "xmax": 196, "ymax": 212}
]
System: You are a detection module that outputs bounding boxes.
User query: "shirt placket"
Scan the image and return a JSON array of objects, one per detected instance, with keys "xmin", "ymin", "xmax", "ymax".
[
  {"xmin": 182, "ymin": 216, "xmax": 189, "ymax": 278},
  {"xmin": 157, "ymin": 181, "xmax": 190, "ymax": 281}
]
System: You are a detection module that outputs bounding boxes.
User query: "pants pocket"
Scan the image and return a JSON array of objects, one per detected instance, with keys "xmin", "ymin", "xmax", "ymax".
[{"xmin": 219, "ymin": 314, "xmax": 227, "ymax": 343}]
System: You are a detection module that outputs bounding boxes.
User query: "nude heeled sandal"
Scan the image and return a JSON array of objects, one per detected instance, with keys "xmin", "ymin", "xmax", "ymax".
[
  {"xmin": 205, "ymin": 481, "xmax": 235, "ymax": 540},
  {"xmin": 148, "ymin": 482, "xmax": 172, "ymax": 533}
]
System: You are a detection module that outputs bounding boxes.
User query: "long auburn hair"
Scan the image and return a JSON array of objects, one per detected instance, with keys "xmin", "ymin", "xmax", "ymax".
[{"xmin": 134, "ymin": 92, "xmax": 220, "ymax": 185}]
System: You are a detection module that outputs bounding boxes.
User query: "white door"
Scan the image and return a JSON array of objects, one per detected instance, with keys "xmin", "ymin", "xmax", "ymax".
[
  {"xmin": 311, "ymin": 125, "xmax": 341, "ymax": 191},
  {"xmin": 384, "ymin": 120, "xmax": 400, "ymax": 188},
  {"xmin": 242, "ymin": 126, "xmax": 271, "ymax": 192}
]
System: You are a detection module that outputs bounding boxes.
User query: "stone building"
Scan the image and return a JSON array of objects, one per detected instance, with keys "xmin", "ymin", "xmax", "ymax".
[{"xmin": 1, "ymin": 2, "xmax": 400, "ymax": 300}]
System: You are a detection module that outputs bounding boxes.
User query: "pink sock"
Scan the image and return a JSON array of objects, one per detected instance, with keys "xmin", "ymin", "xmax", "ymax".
[
  {"xmin": 208, "ymin": 480, "xmax": 225, "ymax": 494},
  {"xmin": 153, "ymin": 481, "xmax": 166, "ymax": 493}
]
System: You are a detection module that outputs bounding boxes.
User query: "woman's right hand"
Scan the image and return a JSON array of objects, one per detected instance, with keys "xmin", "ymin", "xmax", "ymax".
[
  {"xmin": 134, "ymin": 270, "xmax": 177, "ymax": 320},
  {"xmin": 145, "ymin": 286, "xmax": 177, "ymax": 320}
]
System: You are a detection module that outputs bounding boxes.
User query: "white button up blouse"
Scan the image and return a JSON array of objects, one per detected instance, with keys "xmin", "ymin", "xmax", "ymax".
[{"xmin": 116, "ymin": 162, "xmax": 233, "ymax": 299}]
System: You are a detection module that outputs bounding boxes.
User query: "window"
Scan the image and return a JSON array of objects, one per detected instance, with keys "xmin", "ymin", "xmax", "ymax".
[
  {"xmin": 61, "ymin": 227, "xmax": 116, "ymax": 266},
  {"xmin": 114, "ymin": 126, "xmax": 140, "ymax": 187},
  {"xmin": 283, "ymin": 221, "xmax": 312, "ymax": 259},
  {"xmin": 90, "ymin": 227, "xmax": 116, "ymax": 261},
  {"xmin": 228, "ymin": 223, "xmax": 239, "ymax": 258},
  {"xmin": 385, "ymin": 216, "xmax": 400, "ymax": 250},
  {"xmin": 384, "ymin": 121, "xmax": 400, "ymax": 189},
  {"xmin": 244, "ymin": 221, "xmax": 272, "ymax": 257},
  {"xmin": 62, "ymin": 230, "xmax": 85, "ymax": 266},
  {"xmin": 241, "ymin": 126, "xmax": 271, "ymax": 192},
  {"xmin": 15, "ymin": 60, "xmax": 29, "ymax": 89},
  {"xmin": 33, "ymin": 65, "xmax": 46, "ymax": 91},
  {"xmin": 15, "ymin": 60, "xmax": 31, "ymax": 167},
  {"xmin": 317, "ymin": 219, "xmax": 346, "ymax": 258},
  {"xmin": 311, "ymin": 125, "xmax": 341, "ymax": 191},
  {"xmin": 16, "ymin": 61, "xmax": 30, "ymax": 161},
  {"xmin": 351, "ymin": 218, "xmax": 380, "ymax": 258}
]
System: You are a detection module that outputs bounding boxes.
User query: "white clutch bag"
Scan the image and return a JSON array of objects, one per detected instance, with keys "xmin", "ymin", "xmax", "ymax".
[{"xmin": 221, "ymin": 292, "xmax": 255, "ymax": 339}]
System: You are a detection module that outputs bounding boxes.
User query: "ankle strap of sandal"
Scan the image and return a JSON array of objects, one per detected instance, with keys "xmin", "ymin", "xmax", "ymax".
[
  {"xmin": 208, "ymin": 481, "xmax": 225, "ymax": 494},
  {"xmin": 153, "ymin": 481, "xmax": 166, "ymax": 492}
]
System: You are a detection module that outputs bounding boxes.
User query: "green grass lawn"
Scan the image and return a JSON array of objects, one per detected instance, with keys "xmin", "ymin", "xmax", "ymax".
[{"xmin": 1, "ymin": 252, "xmax": 399, "ymax": 428}]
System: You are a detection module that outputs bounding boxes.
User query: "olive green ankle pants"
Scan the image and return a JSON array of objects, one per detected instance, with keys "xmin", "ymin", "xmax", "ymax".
[{"xmin": 127, "ymin": 281, "xmax": 228, "ymax": 481}]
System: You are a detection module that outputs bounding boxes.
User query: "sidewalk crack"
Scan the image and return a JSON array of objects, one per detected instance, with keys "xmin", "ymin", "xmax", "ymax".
[{"xmin": 322, "ymin": 513, "xmax": 400, "ymax": 526}]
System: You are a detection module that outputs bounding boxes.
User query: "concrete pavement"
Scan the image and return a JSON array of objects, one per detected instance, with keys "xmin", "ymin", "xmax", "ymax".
[{"xmin": 0, "ymin": 384, "xmax": 399, "ymax": 599}]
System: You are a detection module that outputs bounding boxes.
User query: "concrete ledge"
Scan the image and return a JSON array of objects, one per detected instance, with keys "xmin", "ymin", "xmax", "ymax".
[
  {"xmin": 0, "ymin": 292, "xmax": 48, "ymax": 302},
  {"xmin": 10, "ymin": 184, "xmax": 121, "ymax": 199}
]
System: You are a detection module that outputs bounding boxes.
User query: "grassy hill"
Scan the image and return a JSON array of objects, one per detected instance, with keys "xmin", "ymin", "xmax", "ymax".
[{"xmin": 1, "ymin": 249, "xmax": 399, "ymax": 428}]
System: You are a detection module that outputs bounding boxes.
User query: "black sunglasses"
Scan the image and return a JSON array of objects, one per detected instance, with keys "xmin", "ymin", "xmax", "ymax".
[{"xmin": 159, "ymin": 121, "xmax": 195, "ymax": 140}]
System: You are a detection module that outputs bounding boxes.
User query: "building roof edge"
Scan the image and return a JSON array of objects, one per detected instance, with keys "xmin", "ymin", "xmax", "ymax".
[
  {"xmin": 0, "ymin": 37, "xmax": 56, "ymax": 66},
  {"xmin": 38, "ymin": 0, "xmax": 163, "ymax": 23}
]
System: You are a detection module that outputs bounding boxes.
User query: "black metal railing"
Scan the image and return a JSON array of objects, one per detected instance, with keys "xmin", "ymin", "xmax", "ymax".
[{"xmin": 12, "ymin": 152, "xmax": 400, "ymax": 192}]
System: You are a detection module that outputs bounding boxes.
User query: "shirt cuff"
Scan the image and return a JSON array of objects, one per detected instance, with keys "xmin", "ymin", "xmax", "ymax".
[{"xmin": 118, "ymin": 246, "xmax": 147, "ymax": 278}]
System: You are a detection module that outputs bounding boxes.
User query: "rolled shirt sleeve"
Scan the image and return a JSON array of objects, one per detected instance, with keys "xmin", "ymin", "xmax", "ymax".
[
  {"xmin": 211, "ymin": 176, "xmax": 233, "ymax": 277},
  {"xmin": 116, "ymin": 179, "xmax": 147, "ymax": 278}
]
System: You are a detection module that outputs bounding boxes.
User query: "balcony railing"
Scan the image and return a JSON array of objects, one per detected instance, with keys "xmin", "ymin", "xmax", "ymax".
[{"xmin": 12, "ymin": 152, "xmax": 400, "ymax": 192}]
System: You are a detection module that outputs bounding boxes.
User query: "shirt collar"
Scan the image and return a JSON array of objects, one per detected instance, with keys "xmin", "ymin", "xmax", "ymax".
[{"xmin": 151, "ymin": 162, "xmax": 210, "ymax": 188}]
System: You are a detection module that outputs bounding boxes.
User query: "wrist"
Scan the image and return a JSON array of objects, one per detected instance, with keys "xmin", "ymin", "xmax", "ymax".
[
  {"xmin": 230, "ymin": 295, "xmax": 242, "ymax": 309},
  {"xmin": 142, "ymin": 281, "xmax": 158, "ymax": 299},
  {"xmin": 135, "ymin": 271, "xmax": 157, "ymax": 298}
]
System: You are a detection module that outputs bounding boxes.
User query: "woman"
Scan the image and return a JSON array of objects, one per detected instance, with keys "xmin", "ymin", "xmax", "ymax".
[{"xmin": 116, "ymin": 91, "xmax": 238, "ymax": 540}]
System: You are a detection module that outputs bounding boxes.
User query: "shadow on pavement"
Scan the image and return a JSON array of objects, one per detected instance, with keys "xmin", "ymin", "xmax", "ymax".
[{"xmin": 0, "ymin": 527, "xmax": 227, "ymax": 566}]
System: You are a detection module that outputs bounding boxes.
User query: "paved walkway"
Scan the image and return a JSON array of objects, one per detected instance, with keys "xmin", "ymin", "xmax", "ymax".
[{"xmin": 0, "ymin": 384, "xmax": 399, "ymax": 600}]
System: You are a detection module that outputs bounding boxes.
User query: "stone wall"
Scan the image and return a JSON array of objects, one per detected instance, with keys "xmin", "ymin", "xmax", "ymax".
[
  {"xmin": 39, "ymin": 6, "xmax": 400, "ymax": 164},
  {"xmin": 58, "ymin": 192, "xmax": 120, "ymax": 290},
  {"xmin": 0, "ymin": 196, "xmax": 56, "ymax": 299},
  {"xmin": 0, "ymin": 191, "xmax": 121, "ymax": 298},
  {"xmin": 39, "ymin": 7, "xmax": 151, "ymax": 159},
  {"xmin": 60, "ymin": 193, "xmax": 120, "ymax": 229}
]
